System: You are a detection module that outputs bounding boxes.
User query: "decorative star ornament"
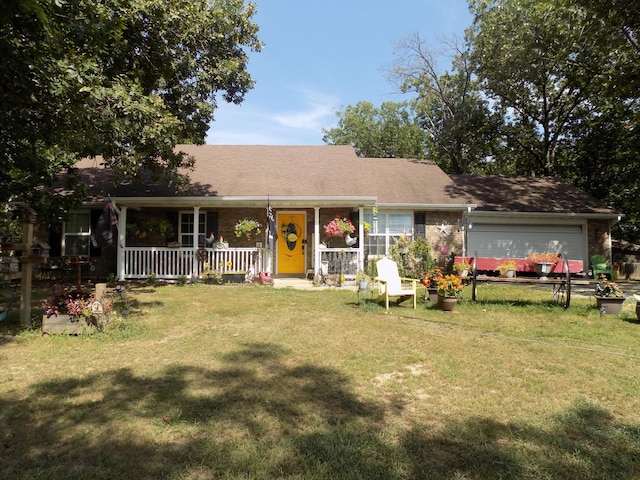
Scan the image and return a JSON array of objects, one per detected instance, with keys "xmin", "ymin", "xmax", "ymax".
[{"xmin": 438, "ymin": 221, "xmax": 450, "ymax": 235}]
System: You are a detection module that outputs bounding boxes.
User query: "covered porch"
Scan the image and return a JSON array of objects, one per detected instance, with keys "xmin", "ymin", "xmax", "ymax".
[{"xmin": 113, "ymin": 199, "xmax": 373, "ymax": 282}]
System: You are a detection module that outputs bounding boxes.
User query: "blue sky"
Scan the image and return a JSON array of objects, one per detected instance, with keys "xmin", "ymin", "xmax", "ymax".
[{"xmin": 206, "ymin": 0, "xmax": 473, "ymax": 146}]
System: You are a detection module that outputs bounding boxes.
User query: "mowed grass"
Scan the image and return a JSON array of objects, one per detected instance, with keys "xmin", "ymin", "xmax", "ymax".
[{"xmin": 0, "ymin": 282, "xmax": 639, "ymax": 479}]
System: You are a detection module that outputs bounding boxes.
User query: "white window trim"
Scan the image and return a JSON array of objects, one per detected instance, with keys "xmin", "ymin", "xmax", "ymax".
[
  {"xmin": 179, "ymin": 211, "xmax": 205, "ymax": 247},
  {"xmin": 364, "ymin": 211, "xmax": 414, "ymax": 257},
  {"xmin": 62, "ymin": 211, "xmax": 92, "ymax": 256}
]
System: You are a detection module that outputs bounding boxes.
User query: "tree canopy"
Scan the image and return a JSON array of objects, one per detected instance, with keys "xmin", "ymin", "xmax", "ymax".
[
  {"xmin": 322, "ymin": 101, "xmax": 428, "ymax": 159},
  {"xmin": 1, "ymin": 0, "xmax": 262, "ymax": 218},
  {"xmin": 391, "ymin": 33, "xmax": 501, "ymax": 174}
]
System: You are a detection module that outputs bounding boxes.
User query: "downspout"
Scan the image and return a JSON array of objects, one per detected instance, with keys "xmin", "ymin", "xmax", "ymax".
[
  {"xmin": 358, "ymin": 206, "xmax": 364, "ymax": 271},
  {"xmin": 314, "ymin": 207, "xmax": 320, "ymax": 278},
  {"xmin": 608, "ymin": 215, "xmax": 622, "ymax": 265}
]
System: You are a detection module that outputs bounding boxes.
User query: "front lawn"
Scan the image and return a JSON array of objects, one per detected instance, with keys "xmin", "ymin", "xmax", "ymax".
[{"xmin": 1, "ymin": 283, "xmax": 639, "ymax": 479}]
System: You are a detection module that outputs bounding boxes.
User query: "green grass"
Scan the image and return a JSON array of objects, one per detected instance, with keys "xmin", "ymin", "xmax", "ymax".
[{"xmin": 0, "ymin": 282, "xmax": 639, "ymax": 479}]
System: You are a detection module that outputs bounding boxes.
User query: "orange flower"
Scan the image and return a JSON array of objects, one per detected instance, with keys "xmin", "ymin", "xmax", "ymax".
[{"xmin": 437, "ymin": 274, "xmax": 464, "ymax": 298}]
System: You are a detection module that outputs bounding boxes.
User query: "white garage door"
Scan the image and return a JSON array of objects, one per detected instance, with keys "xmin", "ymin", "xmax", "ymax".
[{"xmin": 467, "ymin": 223, "xmax": 587, "ymax": 264}]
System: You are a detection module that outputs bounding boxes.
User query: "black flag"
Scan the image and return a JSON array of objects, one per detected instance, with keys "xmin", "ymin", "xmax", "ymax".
[
  {"xmin": 266, "ymin": 198, "xmax": 277, "ymax": 250},
  {"xmin": 91, "ymin": 199, "xmax": 117, "ymax": 247}
]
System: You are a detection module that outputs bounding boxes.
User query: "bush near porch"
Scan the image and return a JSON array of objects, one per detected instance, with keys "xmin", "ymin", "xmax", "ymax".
[{"xmin": 0, "ymin": 283, "xmax": 638, "ymax": 479}]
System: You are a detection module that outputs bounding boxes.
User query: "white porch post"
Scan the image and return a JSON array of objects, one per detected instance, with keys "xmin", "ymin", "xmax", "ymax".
[
  {"xmin": 192, "ymin": 206, "xmax": 200, "ymax": 278},
  {"xmin": 314, "ymin": 207, "xmax": 320, "ymax": 276},
  {"xmin": 358, "ymin": 206, "xmax": 364, "ymax": 271},
  {"xmin": 117, "ymin": 206, "xmax": 127, "ymax": 281}
]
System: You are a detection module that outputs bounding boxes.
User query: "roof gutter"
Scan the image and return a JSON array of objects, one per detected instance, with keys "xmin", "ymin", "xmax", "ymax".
[
  {"xmin": 84, "ymin": 195, "xmax": 379, "ymax": 209},
  {"xmin": 468, "ymin": 211, "xmax": 620, "ymax": 220},
  {"xmin": 375, "ymin": 203, "xmax": 477, "ymax": 211}
]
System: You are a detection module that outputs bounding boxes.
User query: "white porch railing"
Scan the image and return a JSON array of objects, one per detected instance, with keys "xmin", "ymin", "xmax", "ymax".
[
  {"xmin": 319, "ymin": 248, "xmax": 359, "ymax": 280},
  {"xmin": 123, "ymin": 247, "xmax": 262, "ymax": 279},
  {"xmin": 123, "ymin": 246, "xmax": 361, "ymax": 280}
]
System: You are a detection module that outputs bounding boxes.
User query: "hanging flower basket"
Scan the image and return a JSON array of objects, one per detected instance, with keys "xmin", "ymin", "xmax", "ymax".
[
  {"xmin": 323, "ymin": 217, "xmax": 355, "ymax": 237},
  {"xmin": 234, "ymin": 219, "xmax": 261, "ymax": 240}
]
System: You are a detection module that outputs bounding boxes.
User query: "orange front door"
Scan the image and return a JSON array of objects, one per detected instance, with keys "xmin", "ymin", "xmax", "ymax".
[{"xmin": 277, "ymin": 212, "xmax": 305, "ymax": 274}]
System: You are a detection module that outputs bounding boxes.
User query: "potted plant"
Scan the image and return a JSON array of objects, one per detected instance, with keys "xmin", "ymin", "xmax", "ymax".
[
  {"xmin": 201, "ymin": 262, "xmax": 221, "ymax": 284},
  {"xmin": 323, "ymin": 217, "xmax": 355, "ymax": 246},
  {"xmin": 41, "ymin": 287, "xmax": 113, "ymax": 333},
  {"xmin": 594, "ymin": 274, "xmax": 625, "ymax": 314},
  {"xmin": 453, "ymin": 261, "xmax": 472, "ymax": 277},
  {"xmin": 526, "ymin": 252, "xmax": 559, "ymax": 279},
  {"xmin": 421, "ymin": 266, "xmax": 443, "ymax": 302},
  {"xmin": 495, "ymin": 259, "xmax": 517, "ymax": 278},
  {"xmin": 436, "ymin": 274, "xmax": 464, "ymax": 311},
  {"xmin": 221, "ymin": 261, "xmax": 246, "ymax": 284},
  {"xmin": 633, "ymin": 294, "xmax": 640, "ymax": 321},
  {"xmin": 234, "ymin": 219, "xmax": 261, "ymax": 240}
]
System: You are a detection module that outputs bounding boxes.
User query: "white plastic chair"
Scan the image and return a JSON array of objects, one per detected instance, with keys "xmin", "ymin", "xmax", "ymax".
[{"xmin": 375, "ymin": 258, "xmax": 417, "ymax": 310}]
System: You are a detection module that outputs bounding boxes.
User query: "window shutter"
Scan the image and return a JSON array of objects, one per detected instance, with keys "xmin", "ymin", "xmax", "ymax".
[{"xmin": 414, "ymin": 212, "xmax": 426, "ymax": 238}]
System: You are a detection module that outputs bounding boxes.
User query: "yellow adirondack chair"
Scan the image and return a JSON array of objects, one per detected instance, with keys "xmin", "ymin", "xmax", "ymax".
[
  {"xmin": 375, "ymin": 257, "xmax": 417, "ymax": 310},
  {"xmin": 591, "ymin": 255, "xmax": 614, "ymax": 279}
]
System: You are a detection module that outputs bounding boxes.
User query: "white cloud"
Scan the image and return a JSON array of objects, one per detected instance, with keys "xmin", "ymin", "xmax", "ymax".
[
  {"xmin": 206, "ymin": 87, "xmax": 338, "ymax": 145},
  {"xmin": 273, "ymin": 88, "xmax": 338, "ymax": 130}
]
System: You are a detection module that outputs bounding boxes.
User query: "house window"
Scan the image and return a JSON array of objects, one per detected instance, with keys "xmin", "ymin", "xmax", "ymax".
[
  {"xmin": 179, "ymin": 212, "xmax": 205, "ymax": 247},
  {"xmin": 63, "ymin": 211, "xmax": 91, "ymax": 256},
  {"xmin": 363, "ymin": 212, "xmax": 413, "ymax": 256}
]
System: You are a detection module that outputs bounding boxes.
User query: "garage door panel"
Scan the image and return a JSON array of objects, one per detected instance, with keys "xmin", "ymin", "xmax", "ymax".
[{"xmin": 467, "ymin": 224, "xmax": 586, "ymax": 264}]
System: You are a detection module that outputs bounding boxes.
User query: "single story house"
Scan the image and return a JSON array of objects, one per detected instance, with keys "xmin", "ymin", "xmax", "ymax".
[{"xmin": 45, "ymin": 145, "xmax": 618, "ymax": 281}]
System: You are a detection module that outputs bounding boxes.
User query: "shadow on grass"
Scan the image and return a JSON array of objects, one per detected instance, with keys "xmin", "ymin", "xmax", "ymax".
[{"xmin": 1, "ymin": 342, "xmax": 638, "ymax": 479}]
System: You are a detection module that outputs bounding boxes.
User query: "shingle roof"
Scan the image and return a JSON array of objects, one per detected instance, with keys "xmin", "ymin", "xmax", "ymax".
[
  {"xmin": 76, "ymin": 145, "xmax": 472, "ymax": 207},
  {"xmin": 450, "ymin": 175, "xmax": 618, "ymax": 215}
]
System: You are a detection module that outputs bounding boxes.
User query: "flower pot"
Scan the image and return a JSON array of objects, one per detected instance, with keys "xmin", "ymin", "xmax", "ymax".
[
  {"xmin": 222, "ymin": 273, "xmax": 245, "ymax": 284},
  {"xmin": 42, "ymin": 314, "xmax": 96, "ymax": 335},
  {"xmin": 427, "ymin": 288, "xmax": 439, "ymax": 303},
  {"xmin": 534, "ymin": 262, "xmax": 553, "ymax": 279},
  {"xmin": 358, "ymin": 280, "xmax": 369, "ymax": 291},
  {"xmin": 438, "ymin": 295, "xmax": 457, "ymax": 312},
  {"xmin": 504, "ymin": 269, "xmax": 516, "ymax": 278},
  {"xmin": 595, "ymin": 296, "xmax": 625, "ymax": 315},
  {"xmin": 345, "ymin": 234, "xmax": 357, "ymax": 247}
]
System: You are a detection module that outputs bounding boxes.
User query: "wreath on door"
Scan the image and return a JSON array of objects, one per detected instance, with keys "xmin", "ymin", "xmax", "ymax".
[{"xmin": 284, "ymin": 223, "xmax": 298, "ymax": 251}]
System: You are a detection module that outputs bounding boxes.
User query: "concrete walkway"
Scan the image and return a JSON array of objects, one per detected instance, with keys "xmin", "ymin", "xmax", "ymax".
[{"xmin": 272, "ymin": 277, "xmax": 357, "ymax": 291}]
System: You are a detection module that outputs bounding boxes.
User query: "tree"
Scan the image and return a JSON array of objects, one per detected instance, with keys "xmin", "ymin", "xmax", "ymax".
[
  {"xmin": 568, "ymin": 0, "xmax": 640, "ymax": 100},
  {"xmin": 564, "ymin": 0, "xmax": 640, "ymax": 242},
  {"xmin": 390, "ymin": 33, "xmax": 501, "ymax": 174},
  {"xmin": 322, "ymin": 101, "xmax": 428, "ymax": 159},
  {"xmin": 468, "ymin": 0, "xmax": 605, "ymax": 176},
  {"xmin": 0, "ymin": 0, "xmax": 262, "ymax": 214}
]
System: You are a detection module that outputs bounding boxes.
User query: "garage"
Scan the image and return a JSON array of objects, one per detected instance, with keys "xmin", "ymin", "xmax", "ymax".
[{"xmin": 467, "ymin": 222, "xmax": 587, "ymax": 266}]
